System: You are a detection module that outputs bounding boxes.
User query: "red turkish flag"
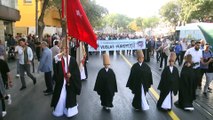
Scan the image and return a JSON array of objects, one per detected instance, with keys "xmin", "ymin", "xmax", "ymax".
[{"xmin": 63, "ymin": 0, "xmax": 97, "ymax": 49}]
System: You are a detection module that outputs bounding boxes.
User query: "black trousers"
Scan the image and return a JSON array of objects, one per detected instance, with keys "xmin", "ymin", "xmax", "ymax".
[
  {"xmin": 0, "ymin": 99, "xmax": 2, "ymax": 120},
  {"xmin": 194, "ymin": 68, "xmax": 202, "ymax": 89},
  {"xmin": 1, "ymin": 99, "xmax": 5, "ymax": 111},
  {"xmin": 180, "ymin": 51, "xmax": 186, "ymax": 65},
  {"xmin": 176, "ymin": 53, "xmax": 181, "ymax": 65},
  {"xmin": 44, "ymin": 71, "xmax": 53, "ymax": 92},
  {"xmin": 84, "ymin": 62, "xmax": 88, "ymax": 79},
  {"xmin": 156, "ymin": 51, "xmax": 161, "ymax": 62},
  {"xmin": 160, "ymin": 53, "xmax": 168, "ymax": 68},
  {"xmin": 35, "ymin": 48, "xmax": 41, "ymax": 61}
]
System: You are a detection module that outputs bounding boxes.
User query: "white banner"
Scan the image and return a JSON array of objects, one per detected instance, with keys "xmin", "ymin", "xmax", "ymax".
[{"xmin": 88, "ymin": 38, "xmax": 146, "ymax": 51}]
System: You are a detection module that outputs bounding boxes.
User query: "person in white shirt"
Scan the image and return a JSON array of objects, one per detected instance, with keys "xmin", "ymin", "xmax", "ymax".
[
  {"xmin": 184, "ymin": 41, "xmax": 202, "ymax": 95},
  {"xmin": 18, "ymin": 38, "xmax": 36, "ymax": 91},
  {"xmin": 14, "ymin": 41, "xmax": 22, "ymax": 77},
  {"xmin": 159, "ymin": 39, "xmax": 170, "ymax": 70},
  {"xmin": 180, "ymin": 38, "xmax": 187, "ymax": 65}
]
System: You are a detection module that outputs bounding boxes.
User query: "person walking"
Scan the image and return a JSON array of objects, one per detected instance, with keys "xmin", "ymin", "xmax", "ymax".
[
  {"xmin": 155, "ymin": 38, "xmax": 162, "ymax": 63},
  {"xmin": 0, "ymin": 40, "xmax": 5, "ymax": 60},
  {"xmin": 126, "ymin": 50, "xmax": 153, "ymax": 111},
  {"xmin": 184, "ymin": 41, "xmax": 202, "ymax": 91},
  {"xmin": 177, "ymin": 54, "xmax": 196, "ymax": 111},
  {"xmin": 94, "ymin": 54, "xmax": 117, "ymax": 110},
  {"xmin": 201, "ymin": 43, "xmax": 213, "ymax": 97},
  {"xmin": 17, "ymin": 38, "xmax": 36, "ymax": 90},
  {"xmin": 51, "ymin": 41, "xmax": 81, "ymax": 117},
  {"xmin": 159, "ymin": 39, "xmax": 170, "ymax": 70},
  {"xmin": 0, "ymin": 59, "xmax": 12, "ymax": 117},
  {"xmin": 157, "ymin": 52, "xmax": 179, "ymax": 111},
  {"xmin": 38, "ymin": 41, "xmax": 53, "ymax": 95}
]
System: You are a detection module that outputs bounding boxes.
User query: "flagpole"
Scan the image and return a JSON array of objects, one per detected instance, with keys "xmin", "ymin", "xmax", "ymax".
[{"xmin": 64, "ymin": 0, "xmax": 70, "ymax": 85}]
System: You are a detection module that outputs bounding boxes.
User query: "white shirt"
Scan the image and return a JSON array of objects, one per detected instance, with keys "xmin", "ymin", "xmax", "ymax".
[
  {"xmin": 18, "ymin": 46, "xmax": 33, "ymax": 65},
  {"xmin": 138, "ymin": 62, "xmax": 142, "ymax": 66},
  {"xmin": 15, "ymin": 45, "xmax": 22, "ymax": 59},
  {"xmin": 184, "ymin": 47, "xmax": 202, "ymax": 69},
  {"xmin": 181, "ymin": 41, "xmax": 187, "ymax": 51},
  {"xmin": 169, "ymin": 66, "xmax": 173, "ymax": 73},
  {"xmin": 105, "ymin": 68, "xmax": 109, "ymax": 72}
]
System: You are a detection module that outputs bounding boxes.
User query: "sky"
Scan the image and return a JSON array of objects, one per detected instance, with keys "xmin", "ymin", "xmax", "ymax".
[{"xmin": 95, "ymin": 0, "xmax": 171, "ymax": 18}]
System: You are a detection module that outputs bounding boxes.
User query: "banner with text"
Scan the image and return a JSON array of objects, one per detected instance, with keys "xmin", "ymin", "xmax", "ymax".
[{"xmin": 88, "ymin": 38, "xmax": 146, "ymax": 51}]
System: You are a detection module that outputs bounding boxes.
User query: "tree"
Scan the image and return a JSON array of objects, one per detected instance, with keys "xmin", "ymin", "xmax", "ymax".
[
  {"xmin": 160, "ymin": 0, "xmax": 213, "ymax": 26},
  {"xmin": 159, "ymin": 1, "xmax": 180, "ymax": 26},
  {"xmin": 178, "ymin": 0, "xmax": 201, "ymax": 23},
  {"xmin": 128, "ymin": 17, "xmax": 143, "ymax": 32},
  {"xmin": 128, "ymin": 17, "xmax": 159, "ymax": 32},
  {"xmin": 81, "ymin": 0, "xmax": 108, "ymax": 29},
  {"xmin": 143, "ymin": 16, "xmax": 160, "ymax": 29},
  {"xmin": 38, "ymin": 0, "xmax": 49, "ymax": 41},
  {"xmin": 103, "ymin": 14, "xmax": 132, "ymax": 32},
  {"xmin": 190, "ymin": 0, "xmax": 213, "ymax": 22},
  {"xmin": 49, "ymin": 0, "xmax": 107, "ymax": 36}
]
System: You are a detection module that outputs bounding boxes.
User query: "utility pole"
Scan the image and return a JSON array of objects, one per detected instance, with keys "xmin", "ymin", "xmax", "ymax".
[{"xmin": 35, "ymin": 0, "xmax": 38, "ymax": 36}]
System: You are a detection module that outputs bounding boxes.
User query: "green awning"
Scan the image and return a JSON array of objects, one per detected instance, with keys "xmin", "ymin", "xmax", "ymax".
[{"xmin": 198, "ymin": 25, "xmax": 213, "ymax": 46}]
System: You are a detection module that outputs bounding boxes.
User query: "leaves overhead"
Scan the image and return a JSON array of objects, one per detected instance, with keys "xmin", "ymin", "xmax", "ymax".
[{"xmin": 160, "ymin": 0, "xmax": 213, "ymax": 25}]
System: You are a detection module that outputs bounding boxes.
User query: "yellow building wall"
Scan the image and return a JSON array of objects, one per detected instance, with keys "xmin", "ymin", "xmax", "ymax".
[
  {"xmin": 44, "ymin": 7, "xmax": 61, "ymax": 27},
  {"xmin": 15, "ymin": 0, "xmax": 61, "ymax": 28},
  {"xmin": 15, "ymin": 0, "xmax": 42, "ymax": 27}
]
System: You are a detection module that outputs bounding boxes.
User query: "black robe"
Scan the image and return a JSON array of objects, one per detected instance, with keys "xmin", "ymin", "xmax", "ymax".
[
  {"xmin": 157, "ymin": 66, "xmax": 179, "ymax": 109},
  {"xmin": 94, "ymin": 68, "xmax": 117, "ymax": 107},
  {"xmin": 178, "ymin": 62, "xmax": 196, "ymax": 108},
  {"xmin": 51, "ymin": 56, "xmax": 81, "ymax": 108},
  {"xmin": 126, "ymin": 62, "xmax": 153, "ymax": 109}
]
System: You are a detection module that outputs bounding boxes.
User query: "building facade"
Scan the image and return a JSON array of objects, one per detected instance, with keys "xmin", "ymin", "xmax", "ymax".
[
  {"xmin": 15, "ymin": 0, "xmax": 61, "ymax": 36},
  {"xmin": 0, "ymin": 0, "xmax": 20, "ymax": 43}
]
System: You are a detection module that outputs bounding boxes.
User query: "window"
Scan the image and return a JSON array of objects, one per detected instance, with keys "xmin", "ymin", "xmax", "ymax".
[{"xmin": 24, "ymin": 0, "xmax": 32, "ymax": 3}]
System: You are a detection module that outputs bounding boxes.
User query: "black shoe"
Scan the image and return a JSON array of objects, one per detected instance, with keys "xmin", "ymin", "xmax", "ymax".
[
  {"xmin": 33, "ymin": 78, "xmax": 37, "ymax": 85},
  {"xmin": 44, "ymin": 91, "xmax": 53, "ymax": 96},
  {"xmin": 43, "ymin": 90, "xmax": 48, "ymax": 93},
  {"xmin": 203, "ymin": 92, "xmax": 207, "ymax": 96},
  {"xmin": 20, "ymin": 86, "xmax": 26, "ymax": 91}
]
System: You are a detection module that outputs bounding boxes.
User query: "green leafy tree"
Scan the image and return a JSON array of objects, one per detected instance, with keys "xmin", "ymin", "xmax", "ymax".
[
  {"xmin": 178, "ymin": 0, "xmax": 201, "ymax": 23},
  {"xmin": 159, "ymin": 1, "xmax": 180, "ymax": 26},
  {"xmin": 143, "ymin": 16, "xmax": 160, "ymax": 29},
  {"xmin": 128, "ymin": 20, "xmax": 140, "ymax": 32},
  {"xmin": 128, "ymin": 17, "xmax": 159, "ymax": 32},
  {"xmin": 160, "ymin": 0, "xmax": 213, "ymax": 25},
  {"xmin": 45, "ymin": 0, "xmax": 107, "ymax": 37},
  {"xmin": 103, "ymin": 13, "xmax": 132, "ymax": 32},
  {"xmin": 190, "ymin": 0, "xmax": 213, "ymax": 22},
  {"xmin": 128, "ymin": 17, "xmax": 143, "ymax": 32},
  {"xmin": 81, "ymin": 0, "xmax": 108, "ymax": 29}
]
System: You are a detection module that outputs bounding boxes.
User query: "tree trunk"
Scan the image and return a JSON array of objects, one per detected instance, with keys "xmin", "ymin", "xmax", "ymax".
[
  {"xmin": 38, "ymin": 0, "xmax": 49, "ymax": 41},
  {"xmin": 61, "ymin": 20, "xmax": 67, "ymax": 37},
  {"xmin": 57, "ymin": 8, "xmax": 66, "ymax": 37}
]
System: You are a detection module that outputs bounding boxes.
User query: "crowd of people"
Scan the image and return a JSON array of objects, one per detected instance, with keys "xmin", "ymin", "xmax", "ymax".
[{"xmin": 0, "ymin": 32, "xmax": 212, "ymax": 118}]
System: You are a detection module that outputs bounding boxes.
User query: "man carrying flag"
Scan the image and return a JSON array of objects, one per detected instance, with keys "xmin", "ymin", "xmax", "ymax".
[
  {"xmin": 50, "ymin": 0, "xmax": 97, "ymax": 118},
  {"xmin": 51, "ymin": 39, "xmax": 81, "ymax": 117}
]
